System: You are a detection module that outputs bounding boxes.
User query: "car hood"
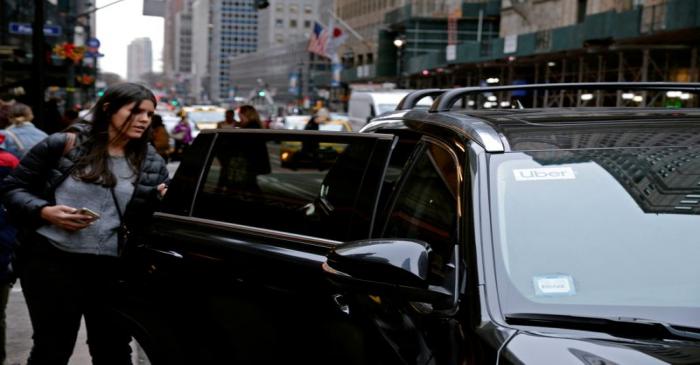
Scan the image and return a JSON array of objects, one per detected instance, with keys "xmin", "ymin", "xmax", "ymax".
[{"xmin": 502, "ymin": 331, "xmax": 700, "ymax": 364}]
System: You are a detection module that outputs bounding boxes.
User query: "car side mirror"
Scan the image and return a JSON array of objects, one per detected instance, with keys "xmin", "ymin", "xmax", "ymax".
[{"xmin": 323, "ymin": 239, "xmax": 452, "ymax": 306}]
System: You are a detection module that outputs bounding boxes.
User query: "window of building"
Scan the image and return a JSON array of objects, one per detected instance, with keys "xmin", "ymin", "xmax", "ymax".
[
  {"xmin": 276, "ymin": 3, "xmax": 284, "ymax": 12},
  {"xmin": 275, "ymin": 18, "xmax": 284, "ymax": 27},
  {"xmin": 289, "ymin": 4, "xmax": 298, "ymax": 13},
  {"xmin": 290, "ymin": 19, "xmax": 297, "ymax": 28},
  {"xmin": 304, "ymin": 4, "xmax": 313, "ymax": 14},
  {"xmin": 275, "ymin": 33, "xmax": 284, "ymax": 43},
  {"xmin": 304, "ymin": 20, "xmax": 311, "ymax": 28}
]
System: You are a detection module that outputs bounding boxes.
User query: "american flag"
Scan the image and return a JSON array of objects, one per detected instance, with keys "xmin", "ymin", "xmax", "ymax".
[{"xmin": 307, "ymin": 22, "xmax": 329, "ymax": 57}]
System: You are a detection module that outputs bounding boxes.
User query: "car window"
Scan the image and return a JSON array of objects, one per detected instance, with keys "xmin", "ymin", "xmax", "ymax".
[
  {"xmin": 381, "ymin": 141, "xmax": 460, "ymax": 282},
  {"xmin": 490, "ymin": 147, "xmax": 700, "ymax": 327},
  {"xmin": 192, "ymin": 132, "xmax": 393, "ymax": 241}
]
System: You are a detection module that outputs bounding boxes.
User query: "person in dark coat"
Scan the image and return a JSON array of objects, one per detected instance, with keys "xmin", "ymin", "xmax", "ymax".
[
  {"xmin": 0, "ymin": 133, "xmax": 18, "ymax": 365},
  {"xmin": 0, "ymin": 83, "xmax": 169, "ymax": 365}
]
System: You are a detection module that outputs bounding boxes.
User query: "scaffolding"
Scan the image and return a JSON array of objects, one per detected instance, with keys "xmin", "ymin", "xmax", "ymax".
[{"xmin": 410, "ymin": 44, "xmax": 700, "ymax": 108}]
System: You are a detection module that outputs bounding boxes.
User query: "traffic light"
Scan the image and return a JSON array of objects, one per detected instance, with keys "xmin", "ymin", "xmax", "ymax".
[
  {"xmin": 170, "ymin": 100, "xmax": 179, "ymax": 106},
  {"xmin": 97, "ymin": 88, "xmax": 105, "ymax": 97},
  {"xmin": 258, "ymin": 90, "xmax": 266, "ymax": 97}
]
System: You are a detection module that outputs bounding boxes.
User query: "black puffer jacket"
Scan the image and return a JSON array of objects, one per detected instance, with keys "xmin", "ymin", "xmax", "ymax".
[{"xmin": 0, "ymin": 123, "xmax": 169, "ymax": 240}]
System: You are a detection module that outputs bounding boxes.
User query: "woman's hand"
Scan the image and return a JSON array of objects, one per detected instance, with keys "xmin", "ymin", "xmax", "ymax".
[
  {"xmin": 40, "ymin": 205, "xmax": 94, "ymax": 232},
  {"xmin": 157, "ymin": 183, "xmax": 168, "ymax": 197}
]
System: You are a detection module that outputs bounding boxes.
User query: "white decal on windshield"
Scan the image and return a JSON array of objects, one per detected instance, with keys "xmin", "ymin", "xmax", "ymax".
[
  {"xmin": 514, "ymin": 167, "xmax": 575, "ymax": 181},
  {"xmin": 533, "ymin": 274, "xmax": 576, "ymax": 296}
]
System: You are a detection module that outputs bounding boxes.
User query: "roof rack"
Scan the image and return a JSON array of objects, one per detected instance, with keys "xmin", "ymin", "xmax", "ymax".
[
  {"xmin": 396, "ymin": 89, "xmax": 444, "ymax": 110},
  {"xmin": 429, "ymin": 82, "xmax": 700, "ymax": 112}
]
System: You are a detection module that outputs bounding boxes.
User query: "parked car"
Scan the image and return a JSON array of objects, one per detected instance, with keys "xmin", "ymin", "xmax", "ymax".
[{"xmin": 118, "ymin": 83, "xmax": 700, "ymax": 365}]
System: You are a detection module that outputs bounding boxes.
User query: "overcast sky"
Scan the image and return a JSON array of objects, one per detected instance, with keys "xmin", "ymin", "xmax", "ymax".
[{"xmin": 95, "ymin": 0, "xmax": 163, "ymax": 79}]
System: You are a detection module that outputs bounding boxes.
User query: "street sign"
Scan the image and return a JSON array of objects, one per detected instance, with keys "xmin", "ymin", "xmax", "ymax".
[
  {"xmin": 9, "ymin": 22, "xmax": 61, "ymax": 37},
  {"xmin": 86, "ymin": 37, "xmax": 100, "ymax": 49}
]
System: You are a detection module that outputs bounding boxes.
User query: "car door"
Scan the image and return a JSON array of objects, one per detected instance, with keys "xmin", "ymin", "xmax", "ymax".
[
  {"xmin": 356, "ymin": 135, "xmax": 467, "ymax": 365},
  {"xmin": 129, "ymin": 129, "xmax": 396, "ymax": 364}
]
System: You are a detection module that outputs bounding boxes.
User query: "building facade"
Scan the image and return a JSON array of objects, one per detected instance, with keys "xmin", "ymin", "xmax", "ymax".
[
  {"xmin": 127, "ymin": 37, "xmax": 153, "ymax": 82},
  {"xmin": 257, "ymin": 0, "xmax": 320, "ymax": 51},
  {"xmin": 1, "ymin": 0, "xmax": 96, "ymax": 119},
  {"xmin": 190, "ymin": 0, "xmax": 259, "ymax": 104}
]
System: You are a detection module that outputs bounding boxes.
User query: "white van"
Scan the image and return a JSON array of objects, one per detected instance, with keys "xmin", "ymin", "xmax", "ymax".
[{"xmin": 347, "ymin": 90, "xmax": 432, "ymax": 131}]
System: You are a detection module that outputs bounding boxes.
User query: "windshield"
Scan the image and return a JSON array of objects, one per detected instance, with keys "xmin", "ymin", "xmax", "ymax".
[
  {"xmin": 490, "ymin": 147, "xmax": 700, "ymax": 328},
  {"xmin": 188, "ymin": 111, "xmax": 225, "ymax": 123}
]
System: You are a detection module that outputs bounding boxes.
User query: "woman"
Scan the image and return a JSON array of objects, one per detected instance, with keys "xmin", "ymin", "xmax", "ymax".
[
  {"xmin": 1, "ymin": 83, "xmax": 169, "ymax": 364},
  {"xmin": 3, "ymin": 102, "xmax": 48, "ymax": 159},
  {"xmin": 170, "ymin": 111, "xmax": 192, "ymax": 161},
  {"xmin": 150, "ymin": 113, "xmax": 171, "ymax": 161},
  {"xmin": 237, "ymin": 105, "xmax": 263, "ymax": 129}
]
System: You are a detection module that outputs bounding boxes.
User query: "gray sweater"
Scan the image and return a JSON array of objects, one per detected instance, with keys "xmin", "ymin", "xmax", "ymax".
[{"xmin": 37, "ymin": 156, "xmax": 135, "ymax": 256}]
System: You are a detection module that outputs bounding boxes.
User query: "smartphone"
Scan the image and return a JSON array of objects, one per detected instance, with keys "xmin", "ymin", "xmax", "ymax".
[{"xmin": 76, "ymin": 207, "xmax": 101, "ymax": 220}]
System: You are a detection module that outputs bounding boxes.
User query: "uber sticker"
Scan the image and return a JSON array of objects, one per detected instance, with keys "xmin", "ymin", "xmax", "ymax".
[
  {"xmin": 514, "ymin": 167, "xmax": 575, "ymax": 181},
  {"xmin": 533, "ymin": 274, "xmax": 576, "ymax": 297}
]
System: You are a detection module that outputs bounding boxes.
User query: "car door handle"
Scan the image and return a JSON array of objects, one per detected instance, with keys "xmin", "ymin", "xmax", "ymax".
[{"xmin": 148, "ymin": 248, "xmax": 184, "ymax": 259}]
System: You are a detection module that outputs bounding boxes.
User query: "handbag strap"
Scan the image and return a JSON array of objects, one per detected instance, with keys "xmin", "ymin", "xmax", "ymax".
[{"xmin": 109, "ymin": 186, "xmax": 124, "ymax": 225}]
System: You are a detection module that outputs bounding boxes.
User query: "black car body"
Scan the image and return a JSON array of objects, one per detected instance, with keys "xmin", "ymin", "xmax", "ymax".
[{"xmin": 118, "ymin": 83, "xmax": 700, "ymax": 364}]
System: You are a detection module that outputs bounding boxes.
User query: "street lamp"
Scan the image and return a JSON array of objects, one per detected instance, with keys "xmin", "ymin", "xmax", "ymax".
[{"xmin": 394, "ymin": 36, "xmax": 405, "ymax": 89}]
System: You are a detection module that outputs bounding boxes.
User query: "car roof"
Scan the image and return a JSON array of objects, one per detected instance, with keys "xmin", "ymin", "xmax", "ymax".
[
  {"xmin": 367, "ymin": 107, "xmax": 700, "ymax": 153},
  {"xmin": 372, "ymin": 83, "xmax": 700, "ymax": 152},
  {"xmin": 462, "ymin": 108, "xmax": 700, "ymax": 152}
]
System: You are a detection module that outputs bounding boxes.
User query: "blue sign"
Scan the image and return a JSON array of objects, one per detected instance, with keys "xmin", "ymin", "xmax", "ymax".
[
  {"xmin": 9, "ymin": 22, "xmax": 61, "ymax": 37},
  {"xmin": 86, "ymin": 37, "xmax": 100, "ymax": 48}
]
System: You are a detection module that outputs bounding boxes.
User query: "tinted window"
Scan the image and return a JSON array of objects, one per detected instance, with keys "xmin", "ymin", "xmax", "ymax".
[
  {"xmin": 382, "ymin": 142, "xmax": 459, "ymax": 281},
  {"xmin": 160, "ymin": 133, "xmax": 214, "ymax": 215},
  {"xmin": 192, "ymin": 132, "xmax": 390, "ymax": 241}
]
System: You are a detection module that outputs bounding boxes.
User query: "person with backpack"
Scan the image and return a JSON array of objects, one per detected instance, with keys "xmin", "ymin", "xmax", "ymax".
[
  {"xmin": 2, "ymin": 103, "xmax": 48, "ymax": 159},
  {"xmin": 0, "ymin": 83, "xmax": 169, "ymax": 364}
]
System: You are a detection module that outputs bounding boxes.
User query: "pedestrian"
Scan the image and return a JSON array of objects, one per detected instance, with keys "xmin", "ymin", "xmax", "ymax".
[
  {"xmin": 216, "ymin": 105, "xmax": 269, "ymax": 192},
  {"xmin": 216, "ymin": 109, "xmax": 236, "ymax": 129},
  {"xmin": 237, "ymin": 104, "xmax": 263, "ymax": 129},
  {"xmin": 301, "ymin": 107, "xmax": 329, "ymax": 162},
  {"xmin": 170, "ymin": 111, "xmax": 192, "ymax": 161},
  {"xmin": 42, "ymin": 97, "xmax": 64, "ymax": 135},
  {"xmin": 150, "ymin": 113, "xmax": 171, "ymax": 161},
  {"xmin": 2, "ymin": 102, "xmax": 49, "ymax": 159},
  {"xmin": 0, "ymin": 133, "xmax": 19, "ymax": 365},
  {"xmin": 62, "ymin": 108, "xmax": 80, "ymax": 128},
  {"xmin": 0, "ymin": 82, "xmax": 169, "ymax": 365}
]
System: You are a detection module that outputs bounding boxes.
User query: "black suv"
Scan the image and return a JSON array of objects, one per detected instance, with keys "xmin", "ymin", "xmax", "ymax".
[{"xmin": 121, "ymin": 83, "xmax": 700, "ymax": 364}]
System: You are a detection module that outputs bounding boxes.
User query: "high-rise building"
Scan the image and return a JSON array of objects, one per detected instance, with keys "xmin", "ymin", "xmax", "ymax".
[
  {"xmin": 257, "ymin": 0, "xmax": 320, "ymax": 51},
  {"xmin": 127, "ymin": 38, "xmax": 153, "ymax": 82},
  {"xmin": 191, "ymin": 0, "xmax": 258, "ymax": 104},
  {"xmin": 163, "ymin": 0, "xmax": 193, "ymax": 78}
]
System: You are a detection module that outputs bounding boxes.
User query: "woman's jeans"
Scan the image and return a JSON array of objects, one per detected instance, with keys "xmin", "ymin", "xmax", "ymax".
[{"xmin": 17, "ymin": 235, "xmax": 132, "ymax": 365}]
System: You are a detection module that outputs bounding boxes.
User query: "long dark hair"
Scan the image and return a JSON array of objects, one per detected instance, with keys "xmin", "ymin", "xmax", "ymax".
[
  {"xmin": 72, "ymin": 83, "xmax": 157, "ymax": 186},
  {"xmin": 238, "ymin": 105, "xmax": 262, "ymax": 128}
]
